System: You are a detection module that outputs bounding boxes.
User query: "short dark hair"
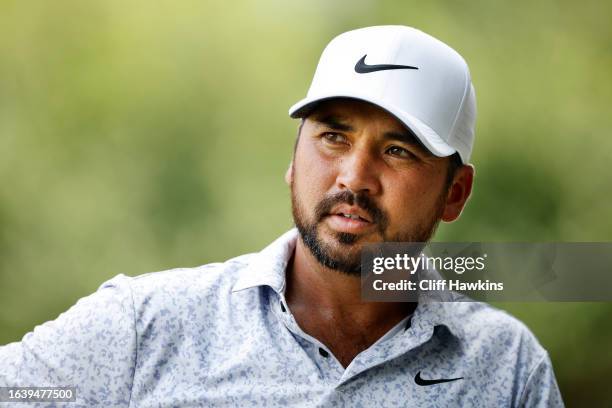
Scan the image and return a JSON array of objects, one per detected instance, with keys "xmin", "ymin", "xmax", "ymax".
[
  {"xmin": 293, "ymin": 119, "xmax": 305, "ymax": 154},
  {"xmin": 294, "ymin": 118, "xmax": 463, "ymax": 188},
  {"xmin": 445, "ymin": 152, "xmax": 463, "ymax": 189}
]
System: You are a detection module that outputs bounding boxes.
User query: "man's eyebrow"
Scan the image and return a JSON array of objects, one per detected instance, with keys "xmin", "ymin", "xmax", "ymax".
[
  {"xmin": 382, "ymin": 130, "xmax": 431, "ymax": 154},
  {"xmin": 310, "ymin": 115, "xmax": 354, "ymax": 132},
  {"xmin": 310, "ymin": 115, "xmax": 433, "ymax": 156}
]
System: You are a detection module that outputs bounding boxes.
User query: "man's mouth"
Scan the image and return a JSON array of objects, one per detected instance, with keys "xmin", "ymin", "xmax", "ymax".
[
  {"xmin": 336, "ymin": 212, "xmax": 370, "ymax": 222},
  {"xmin": 324, "ymin": 205, "xmax": 375, "ymax": 234},
  {"xmin": 329, "ymin": 204, "xmax": 373, "ymax": 223}
]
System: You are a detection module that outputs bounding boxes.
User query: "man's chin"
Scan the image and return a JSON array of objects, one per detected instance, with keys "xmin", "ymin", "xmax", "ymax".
[
  {"xmin": 315, "ymin": 239, "xmax": 363, "ymax": 275},
  {"xmin": 296, "ymin": 224, "xmax": 367, "ymax": 275},
  {"xmin": 320, "ymin": 223, "xmax": 380, "ymax": 246},
  {"xmin": 318, "ymin": 229, "xmax": 373, "ymax": 259}
]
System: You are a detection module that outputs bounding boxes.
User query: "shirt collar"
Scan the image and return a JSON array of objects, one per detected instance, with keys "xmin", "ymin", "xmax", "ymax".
[
  {"xmin": 231, "ymin": 229, "xmax": 298, "ymax": 295},
  {"xmin": 231, "ymin": 228, "xmax": 465, "ymax": 340}
]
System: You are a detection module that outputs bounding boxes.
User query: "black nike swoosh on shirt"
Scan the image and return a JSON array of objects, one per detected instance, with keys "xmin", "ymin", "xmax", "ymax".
[
  {"xmin": 354, "ymin": 54, "xmax": 419, "ymax": 73},
  {"xmin": 414, "ymin": 371, "xmax": 464, "ymax": 386}
]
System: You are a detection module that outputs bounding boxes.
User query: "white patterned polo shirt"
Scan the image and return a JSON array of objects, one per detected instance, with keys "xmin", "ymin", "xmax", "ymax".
[{"xmin": 0, "ymin": 229, "xmax": 564, "ymax": 407}]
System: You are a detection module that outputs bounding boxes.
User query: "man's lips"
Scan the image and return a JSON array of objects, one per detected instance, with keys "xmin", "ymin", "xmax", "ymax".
[
  {"xmin": 323, "ymin": 204, "xmax": 375, "ymax": 234},
  {"xmin": 328, "ymin": 205, "xmax": 373, "ymax": 223},
  {"xmin": 325, "ymin": 214, "xmax": 373, "ymax": 234}
]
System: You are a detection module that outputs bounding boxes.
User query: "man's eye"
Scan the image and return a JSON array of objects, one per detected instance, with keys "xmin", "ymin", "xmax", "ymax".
[
  {"xmin": 322, "ymin": 133, "xmax": 347, "ymax": 144},
  {"xmin": 386, "ymin": 146, "xmax": 415, "ymax": 159}
]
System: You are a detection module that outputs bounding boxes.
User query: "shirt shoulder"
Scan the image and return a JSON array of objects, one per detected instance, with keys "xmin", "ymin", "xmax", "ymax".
[
  {"xmin": 446, "ymin": 301, "xmax": 558, "ymax": 405},
  {"xmin": 122, "ymin": 252, "xmax": 256, "ymax": 301},
  {"xmin": 450, "ymin": 301, "xmax": 547, "ymax": 360},
  {"xmin": 102, "ymin": 254, "xmax": 255, "ymax": 336}
]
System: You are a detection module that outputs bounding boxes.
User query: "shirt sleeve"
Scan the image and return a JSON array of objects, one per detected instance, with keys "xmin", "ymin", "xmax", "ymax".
[
  {"xmin": 519, "ymin": 353, "xmax": 565, "ymax": 408},
  {"xmin": 0, "ymin": 274, "xmax": 137, "ymax": 407}
]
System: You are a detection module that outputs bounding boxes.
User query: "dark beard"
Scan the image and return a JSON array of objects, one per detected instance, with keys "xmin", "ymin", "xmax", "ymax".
[{"xmin": 290, "ymin": 177, "xmax": 447, "ymax": 276}]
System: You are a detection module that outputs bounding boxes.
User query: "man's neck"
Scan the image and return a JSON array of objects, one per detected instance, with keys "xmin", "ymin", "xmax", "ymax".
[{"xmin": 285, "ymin": 237, "xmax": 415, "ymax": 338}]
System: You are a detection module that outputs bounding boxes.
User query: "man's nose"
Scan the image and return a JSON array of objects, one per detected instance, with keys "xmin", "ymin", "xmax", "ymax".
[{"xmin": 335, "ymin": 147, "xmax": 381, "ymax": 195}]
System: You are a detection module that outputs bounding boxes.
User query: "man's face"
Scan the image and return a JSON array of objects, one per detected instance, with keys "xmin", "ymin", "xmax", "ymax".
[{"xmin": 287, "ymin": 98, "xmax": 458, "ymax": 275}]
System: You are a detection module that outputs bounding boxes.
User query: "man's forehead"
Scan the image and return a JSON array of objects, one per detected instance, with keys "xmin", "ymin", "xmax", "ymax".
[{"xmin": 307, "ymin": 99, "xmax": 403, "ymax": 128}]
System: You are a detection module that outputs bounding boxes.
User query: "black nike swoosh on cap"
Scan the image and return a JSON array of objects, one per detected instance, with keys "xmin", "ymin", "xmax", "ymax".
[
  {"xmin": 354, "ymin": 54, "xmax": 419, "ymax": 73},
  {"xmin": 414, "ymin": 371, "xmax": 464, "ymax": 386}
]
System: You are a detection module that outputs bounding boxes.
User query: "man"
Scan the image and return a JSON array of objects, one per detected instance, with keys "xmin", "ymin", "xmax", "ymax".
[{"xmin": 0, "ymin": 26, "xmax": 563, "ymax": 407}]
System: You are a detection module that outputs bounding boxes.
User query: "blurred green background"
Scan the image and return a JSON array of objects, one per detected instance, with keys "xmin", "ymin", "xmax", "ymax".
[{"xmin": 1, "ymin": 0, "xmax": 611, "ymax": 405}]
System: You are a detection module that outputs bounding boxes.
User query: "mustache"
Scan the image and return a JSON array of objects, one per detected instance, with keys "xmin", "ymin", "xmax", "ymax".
[{"xmin": 314, "ymin": 190, "xmax": 388, "ymax": 229}]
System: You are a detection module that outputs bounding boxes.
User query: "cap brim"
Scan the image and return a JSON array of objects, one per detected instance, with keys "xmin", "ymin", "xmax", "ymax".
[{"xmin": 288, "ymin": 94, "xmax": 456, "ymax": 159}]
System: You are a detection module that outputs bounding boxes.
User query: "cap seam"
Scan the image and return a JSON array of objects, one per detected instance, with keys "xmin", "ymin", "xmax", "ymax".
[
  {"xmin": 380, "ymin": 29, "xmax": 404, "ymax": 100},
  {"xmin": 447, "ymin": 65, "xmax": 470, "ymax": 159}
]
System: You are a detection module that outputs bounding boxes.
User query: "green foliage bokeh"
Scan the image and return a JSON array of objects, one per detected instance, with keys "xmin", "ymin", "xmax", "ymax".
[{"xmin": 1, "ymin": 0, "xmax": 611, "ymax": 405}]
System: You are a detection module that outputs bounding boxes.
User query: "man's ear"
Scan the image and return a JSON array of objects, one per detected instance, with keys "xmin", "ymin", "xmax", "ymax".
[
  {"xmin": 441, "ymin": 164, "xmax": 475, "ymax": 222},
  {"xmin": 284, "ymin": 160, "xmax": 294, "ymax": 185}
]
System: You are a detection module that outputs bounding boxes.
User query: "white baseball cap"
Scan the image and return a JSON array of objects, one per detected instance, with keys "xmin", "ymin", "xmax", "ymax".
[{"xmin": 289, "ymin": 26, "xmax": 477, "ymax": 164}]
